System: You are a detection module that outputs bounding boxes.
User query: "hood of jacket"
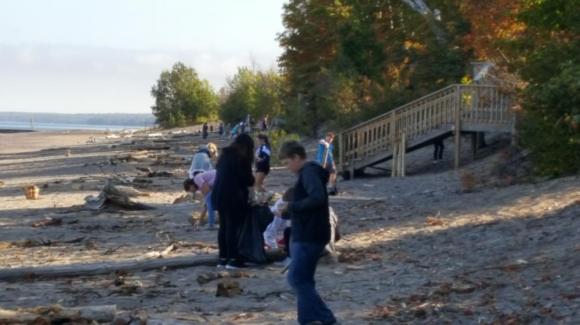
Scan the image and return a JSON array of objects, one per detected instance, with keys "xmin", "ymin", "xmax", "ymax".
[{"xmin": 302, "ymin": 161, "xmax": 329, "ymax": 184}]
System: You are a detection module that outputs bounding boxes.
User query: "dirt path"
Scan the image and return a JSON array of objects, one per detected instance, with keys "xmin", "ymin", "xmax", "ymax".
[{"xmin": 0, "ymin": 130, "xmax": 578, "ymax": 324}]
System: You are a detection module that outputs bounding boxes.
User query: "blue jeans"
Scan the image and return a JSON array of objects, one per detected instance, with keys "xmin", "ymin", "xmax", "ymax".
[
  {"xmin": 205, "ymin": 191, "xmax": 216, "ymax": 226},
  {"xmin": 288, "ymin": 242, "xmax": 336, "ymax": 325}
]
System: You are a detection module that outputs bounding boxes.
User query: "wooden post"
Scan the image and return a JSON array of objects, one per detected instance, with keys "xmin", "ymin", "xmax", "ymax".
[
  {"xmin": 471, "ymin": 132, "xmax": 477, "ymax": 158},
  {"xmin": 338, "ymin": 133, "xmax": 344, "ymax": 176},
  {"xmin": 401, "ymin": 133, "xmax": 406, "ymax": 177},
  {"xmin": 390, "ymin": 117, "xmax": 398, "ymax": 177},
  {"xmin": 391, "ymin": 142, "xmax": 397, "ymax": 177},
  {"xmin": 454, "ymin": 85, "xmax": 462, "ymax": 169}
]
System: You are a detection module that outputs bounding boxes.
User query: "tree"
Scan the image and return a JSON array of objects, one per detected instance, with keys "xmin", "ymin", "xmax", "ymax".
[
  {"xmin": 278, "ymin": 0, "xmax": 470, "ymax": 134},
  {"xmin": 508, "ymin": 0, "xmax": 580, "ymax": 176},
  {"xmin": 219, "ymin": 68, "xmax": 285, "ymax": 125},
  {"xmin": 151, "ymin": 62, "xmax": 219, "ymax": 128}
]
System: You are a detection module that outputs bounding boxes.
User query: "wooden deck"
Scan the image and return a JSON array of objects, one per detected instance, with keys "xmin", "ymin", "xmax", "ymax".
[{"xmin": 338, "ymin": 84, "xmax": 515, "ymax": 177}]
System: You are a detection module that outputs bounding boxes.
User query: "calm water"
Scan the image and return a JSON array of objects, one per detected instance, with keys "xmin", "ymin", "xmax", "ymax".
[{"xmin": 0, "ymin": 121, "xmax": 145, "ymax": 132}]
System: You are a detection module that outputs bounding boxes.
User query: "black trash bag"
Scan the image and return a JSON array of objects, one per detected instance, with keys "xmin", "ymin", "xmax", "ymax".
[
  {"xmin": 238, "ymin": 206, "xmax": 274, "ymax": 264},
  {"xmin": 253, "ymin": 205, "xmax": 274, "ymax": 234}
]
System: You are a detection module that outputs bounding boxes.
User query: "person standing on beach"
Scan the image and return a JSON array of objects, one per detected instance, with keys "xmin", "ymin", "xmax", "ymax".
[
  {"xmin": 211, "ymin": 133, "xmax": 255, "ymax": 269},
  {"xmin": 433, "ymin": 137, "xmax": 444, "ymax": 163},
  {"xmin": 187, "ymin": 143, "xmax": 217, "ymax": 179},
  {"xmin": 279, "ymin": 141, "xmax": 337, "ymax": 325},
  {"xmin": 316, "ymin": 132, "xmax": 338, "ymax": 195},
  {"xmin": 202, "ymin": 123, "xmax": 209, "ymax": 139}
]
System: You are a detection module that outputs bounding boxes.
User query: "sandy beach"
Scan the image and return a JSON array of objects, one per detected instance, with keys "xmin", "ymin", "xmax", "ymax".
[
  {"xmin": 0, "ymin": 130, "xmax": 578, "ymax": 324},
  {"xmin": 0, "ymin": 130, "xmax": 105, "ymax": 154}
]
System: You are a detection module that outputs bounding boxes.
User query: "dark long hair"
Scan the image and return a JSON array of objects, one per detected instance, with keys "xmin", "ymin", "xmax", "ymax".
[
  {"xmin": 231, "ymin": 133, "xmax": 255, "ymax": 163},
  {"xmin": 257, "ymin": 134, "xmax": 270, "ymax": 148}
]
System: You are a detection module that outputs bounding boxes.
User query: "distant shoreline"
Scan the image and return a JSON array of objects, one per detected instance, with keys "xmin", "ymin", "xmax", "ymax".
[
  {"xmin": 0, "ymin": 129, "xmax": 36, "ymax": 134},
  {"xmin": 0, "ymin": 121, "xmax": 148, "ymax": 132}
]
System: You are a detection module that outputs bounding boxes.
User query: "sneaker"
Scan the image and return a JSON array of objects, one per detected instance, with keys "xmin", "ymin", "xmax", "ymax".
[
  {"xmin": 225, "ymin": 260, "xmax": 247, "ymax": 270},
  {"xmin": 216, "ymin": 258, "xmax": 228, "ymax": 269},
  {"xmin": 204, "ymin": 224, "xmax": 217, "ymax": 231},
  {"xmin": 275, "ymin": 257, "xmax": 292, "ymax": 267},
  {"xmin": 328, "ymin": 187, "xmax": 338, "ymax": 196}
]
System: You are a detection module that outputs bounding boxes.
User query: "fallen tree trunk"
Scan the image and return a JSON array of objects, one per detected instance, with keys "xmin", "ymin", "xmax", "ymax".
[
  {"xmin": 0, "ymin": 255, "xmax": 218, "ymax": 282},
  {"xmin": 0, "ymin": 305, "xmax": 116, "ymax": 323},
  {"xmin": 85, "ymin": 182, "xmax": 155, "ymax": 211}
]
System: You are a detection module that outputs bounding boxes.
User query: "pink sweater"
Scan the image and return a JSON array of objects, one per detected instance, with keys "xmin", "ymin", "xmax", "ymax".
[{"xmin": 193, "ymin": 170, "xmax": 216, "ymax": 189}]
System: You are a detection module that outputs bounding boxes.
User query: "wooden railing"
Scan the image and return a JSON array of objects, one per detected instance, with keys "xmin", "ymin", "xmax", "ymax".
[{"xmin": 338, "ymin": 84, "xmax": 514, "ymax": 174}]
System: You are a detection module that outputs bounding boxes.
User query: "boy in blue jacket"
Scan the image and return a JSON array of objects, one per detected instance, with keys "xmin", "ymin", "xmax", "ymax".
[
  {"xmin": 279, "ymin": 140, "xmax": 337, "ymax": 325},
  {"xmin": 316, "ymin": 132, "xmax": 337, "ymax": 195}
]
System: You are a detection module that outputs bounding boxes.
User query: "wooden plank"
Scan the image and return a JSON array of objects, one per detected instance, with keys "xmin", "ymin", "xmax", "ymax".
[
  {"xmin": 338, "ymin": 133, "xmax": 344, "ymax": 173},
  {"xmin": 490, "ymin": 87, "xmax": 496, "ymax": 123},
  {"xmin": 454, "ymin": 85, "xmax": 462, "ymax": 169},
  {"xmin": 0, "ymin": 305, "xmax": 117, "ymax": 323}
]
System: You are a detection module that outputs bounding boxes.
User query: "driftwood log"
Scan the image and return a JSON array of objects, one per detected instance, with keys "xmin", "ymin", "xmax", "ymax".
[
  {"xmin": 0, "ymin": 250, "xmax": 286, "ymax": 282},
  {"xmin": 85, "ymin": 182, "xmax": 155, "ymax": 211},
  {"xmin": 0, "ymin": 255, "xmax": 218, "ymax": 282},
  {"xmin": 0, "ymin": 305, "xmax": 116, "ymax": 323},
  {"xmin": 131, "ymin": 145, "xmax": 170, "ymax": 151}
]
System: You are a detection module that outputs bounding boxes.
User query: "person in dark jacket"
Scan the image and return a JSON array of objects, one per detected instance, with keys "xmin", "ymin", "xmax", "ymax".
[
  {"xmin": 202, "ymin": 123, "xmax": 209, "ymax": 139},
  {"xmin": 279, "ymin": 140, "xmax": 337, "ymax": 325},
  {"xmin": 211, "ymin": 133, "xmax": 255, "ymax": 269}
]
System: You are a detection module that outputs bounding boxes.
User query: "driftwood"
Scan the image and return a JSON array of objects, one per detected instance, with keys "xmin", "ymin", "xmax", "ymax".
[
  {"xmin": 85, "ymin": 182, "xmax": 155, "ymax": 211},
  {"xmin": 132, "ymin": 145, "xmax": 170, "ymax": 151},
  {"xmin": 147, "ymin": 170, "xmax": 175, "ymax": 178},
  {"xmin": 0, "ymin": 255, "xmax": 218, "ymax": 282},
  {"xmin": 0, "ymin": 305, "xmax": 116, "ymax": 323}
]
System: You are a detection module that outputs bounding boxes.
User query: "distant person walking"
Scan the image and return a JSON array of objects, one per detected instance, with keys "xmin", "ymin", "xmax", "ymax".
[
  {"xmin": 230, "ymin": 123, "xmax": 240, "ymax": 139},
  {"xmin": 433, "ymin": 138, "xmax": 444, "ymax": 163},
  {"xmin": 211, "ymin": 134, "xmax": 255, "ymax": 269},
  {"xmin": 255, "ymin": 134, "xmax": 272, "ymax": 192},
  {"xmin": 260, "ymin": 116, "xmax": 269, "ymax": 132},
  {"xmin": 202, "ymin": 123, "xmax": 209, "ymax": 139},
  {"xmin": 316, "ymin": 132, "xmax": 338, "ymax": 195},
  {"xmin": 219, "ymin": 123, "xmax": 225, "ymax": 137}
]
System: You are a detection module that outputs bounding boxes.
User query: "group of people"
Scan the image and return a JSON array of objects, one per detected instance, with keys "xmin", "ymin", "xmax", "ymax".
[
  {"xmin": 228, "ymin": 114, "xmax": 270, "ymax": 138},
  {"xmin": 201, "ymin": 122, "xmax": 225, "ymax": 139},
  {"xmin": 183, "ymin": 129, "xmax": 338, "ymax": 324}
]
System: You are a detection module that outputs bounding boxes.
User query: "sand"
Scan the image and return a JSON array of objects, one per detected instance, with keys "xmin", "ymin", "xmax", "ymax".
[{"xmin": 0, "ymin": 130, "xmax": 578, "ymax": 324}]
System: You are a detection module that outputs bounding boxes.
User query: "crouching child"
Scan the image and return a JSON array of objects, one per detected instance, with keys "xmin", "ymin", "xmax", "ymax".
[{"xmin": 183, "ymin": 170, "xmax": 217, "ymax": 229}]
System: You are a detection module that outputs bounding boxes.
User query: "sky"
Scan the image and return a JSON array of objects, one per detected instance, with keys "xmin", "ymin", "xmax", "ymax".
[{"xmin": 0, "ymin": 0, "xmax": 286, "ymax": 114}]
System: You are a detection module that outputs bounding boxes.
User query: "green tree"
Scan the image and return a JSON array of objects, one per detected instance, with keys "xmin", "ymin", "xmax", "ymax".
[
  {"xmin": 278, "ymin": 0, "xmax": 470, "ymax": 134},
  {"xmin": 219, "ymin": 68, "xmax": 285, "ymax": 125},
  {"xmin": 509, "ymin": 0, "xmax": 580, "ymax": 175},
  {"xmin": 151, "ymin": 62, "xmax": 219, "ymax": 128}
]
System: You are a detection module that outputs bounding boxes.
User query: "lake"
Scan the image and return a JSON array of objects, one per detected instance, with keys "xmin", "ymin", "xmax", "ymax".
[{"xmin": 0, "ymin": 121, "xmax": 147, "ymax": 132}]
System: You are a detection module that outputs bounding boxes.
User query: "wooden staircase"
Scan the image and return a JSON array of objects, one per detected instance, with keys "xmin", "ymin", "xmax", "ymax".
[{"xmin": 338, "ymin": 84, "xmax": 515, "ymax": 177}]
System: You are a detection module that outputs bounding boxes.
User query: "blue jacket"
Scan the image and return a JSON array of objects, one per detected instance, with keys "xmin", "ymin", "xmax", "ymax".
[{"xmin": 316, "ymin": 140, "xmax": 334, "ymax": 168}]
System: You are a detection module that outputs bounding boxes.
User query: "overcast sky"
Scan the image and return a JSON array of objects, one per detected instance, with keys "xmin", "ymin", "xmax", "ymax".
[{"xmin": 0, "ymin": 0, "xmax": 286, "ymax": 114}]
